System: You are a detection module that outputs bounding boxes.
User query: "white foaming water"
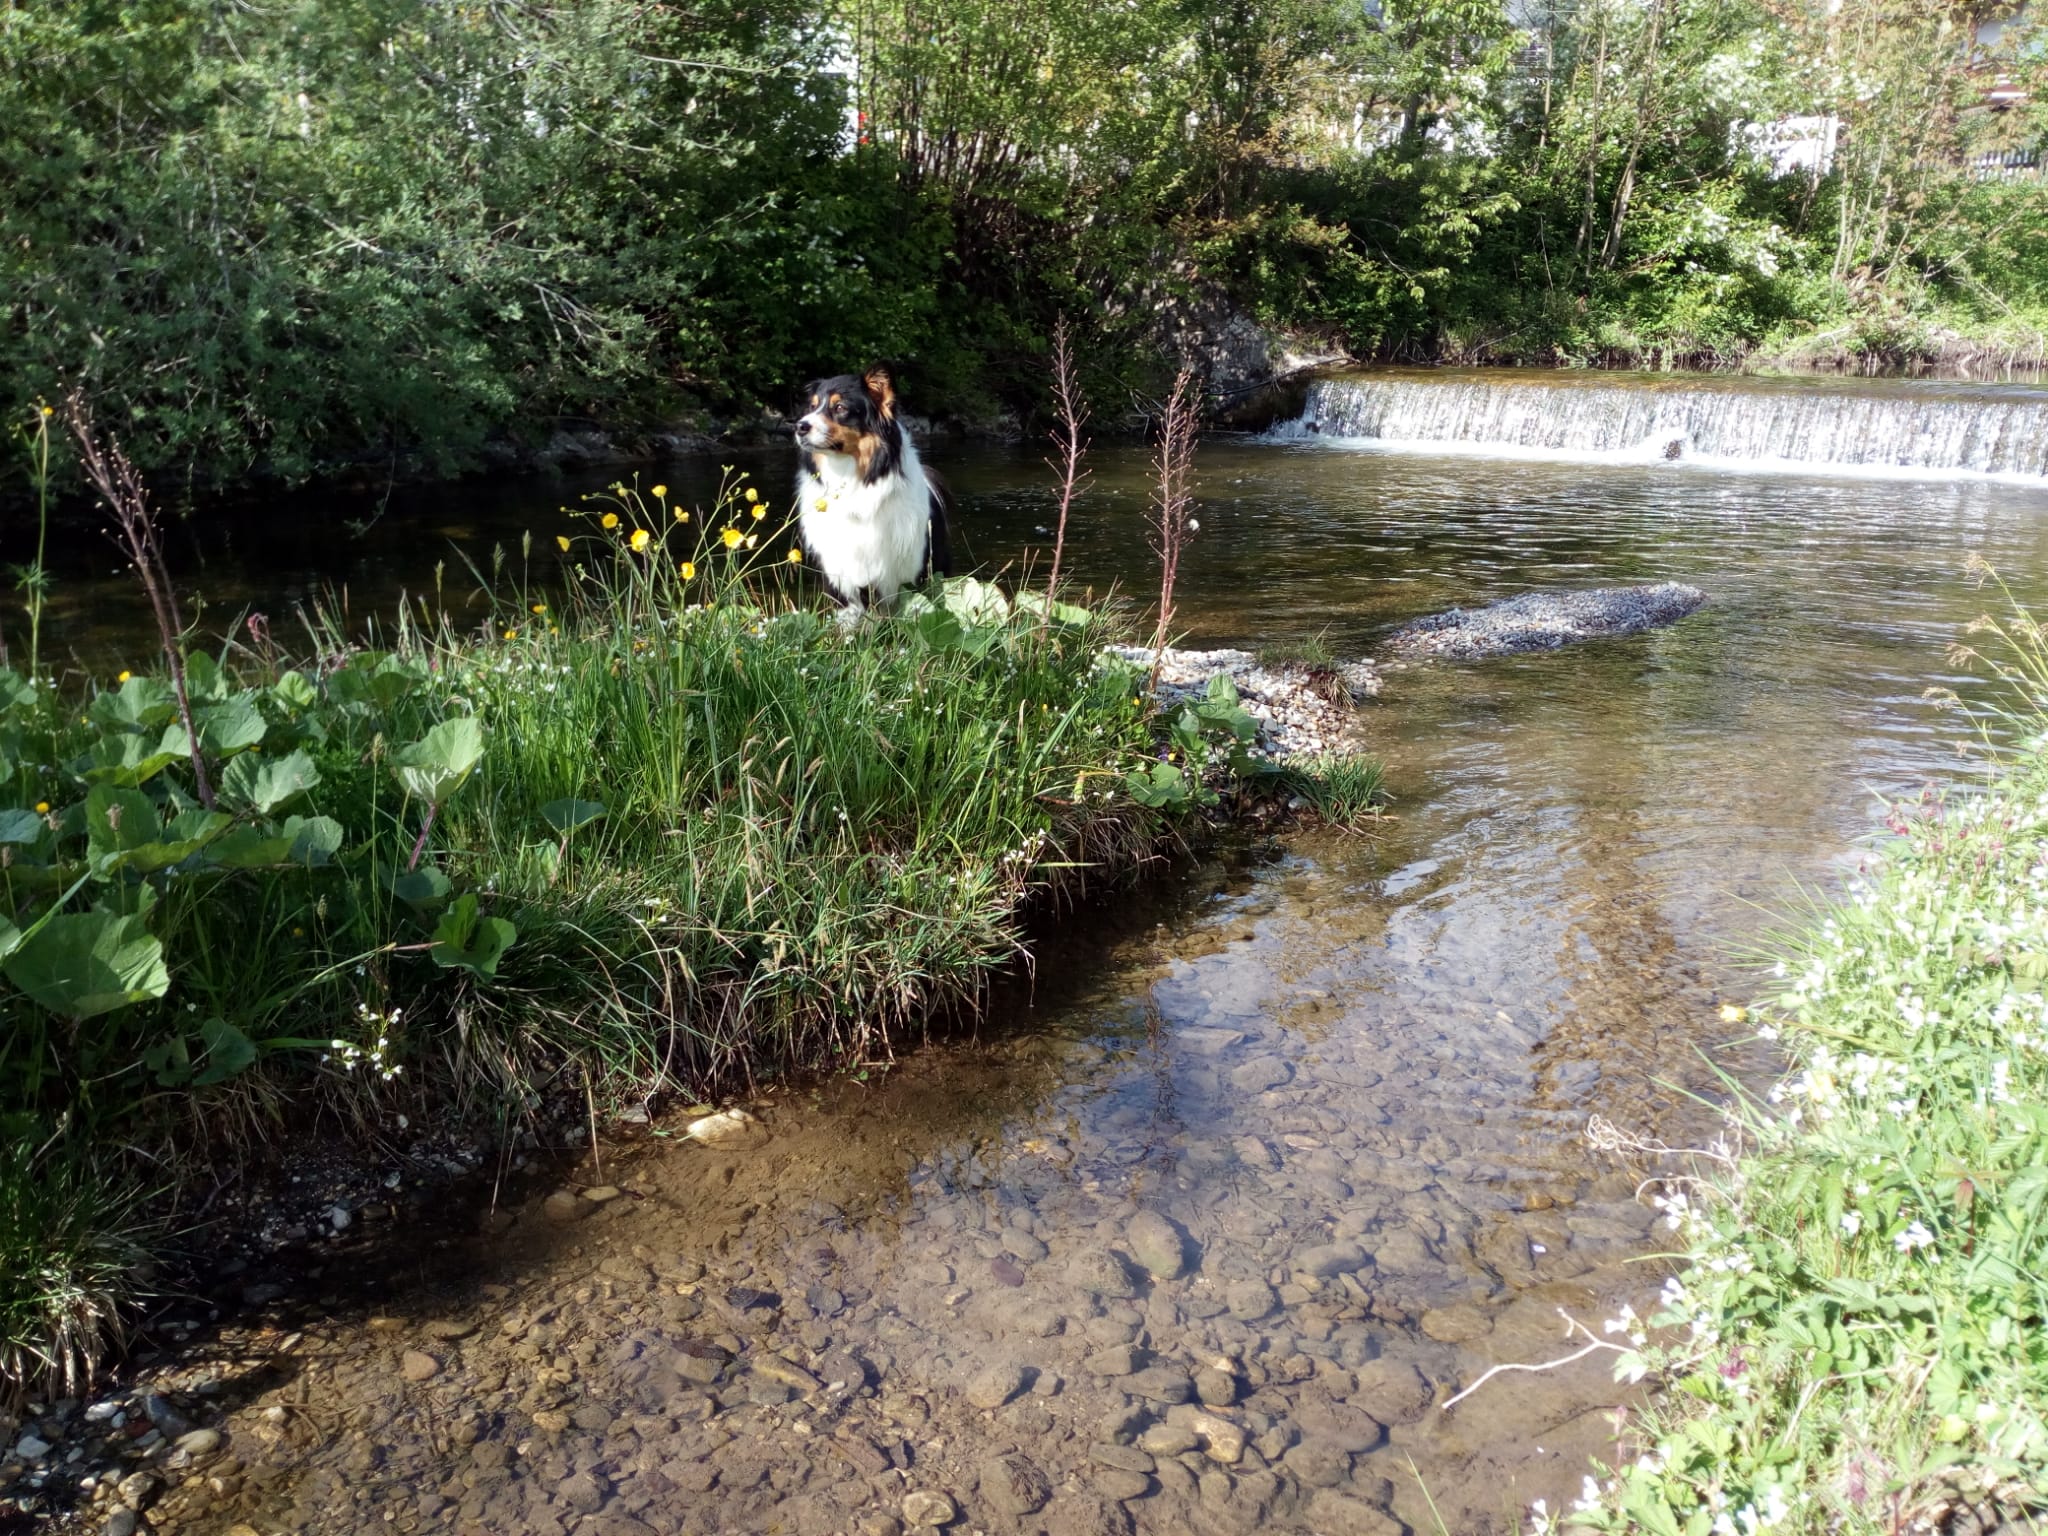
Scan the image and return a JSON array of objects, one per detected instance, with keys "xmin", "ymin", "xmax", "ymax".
[{"xmin": 1274, "ymin": 370, "xmax": 2048, "ymax": 483}]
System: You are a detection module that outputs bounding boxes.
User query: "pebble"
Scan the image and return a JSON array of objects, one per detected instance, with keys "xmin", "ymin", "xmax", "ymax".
[
  {"xmin": 1084, "ymin": 1345, "xmax": 1138, "ymax": 1378},
  {"xmin": 1293, "ymin": 1400, "xmax": 1385, "ymax": 1453},
  {"xmin": 102, "ymin": 1512, "xmax": 138, "ymax": 1536},
  {"xmin": 1125, "ymin": 1210, "xmax": 1191, "ymax": 1280},
  {"xmin": 979, "ymin": 1451, "xmax": 1052, "ymax": 1515},
  {"xmin": 1229, "ymin": 1056, "xmax": 1293, "ymax": 1093},
  {"xmin": 1351, "ymin": 1360, "xmax": 1432, "ymax": 1423},
  {"xmin": 1090, "ymin": 1466, "xmax": 1153, "ymax": 1501},
  {"xmin": 902, "ymin": 1489, "xmax": 958, "ymax": 1527},
  {"xmin": 1070, "ymin": 1249, "xmax": 1138, "ymax": 1299},
  {"xmin": 685, "ymin": 1108, "xmax": 761, "ymax": 1145},
  {"xmin": 542, "ymin": 1190, "xmax": 593, "ymax": 1223},
  {"xmin": 14, "ymin": 1435, "xmax": 50, "ymax": 1459},
  {"xmin": 1195, "ymin": 1367, "xmax": 1237, "ymax": 1406},
  {"xmin": 400, "ymin": 1351, "xmax": 441, "ymax": 1382},
  {"xmin": 965, "ymin": 1361, "xmax": 1028, "ymax": 1410},
  {"xmin": 172, "ymin": 1428, "xmax": 223, "ymax": 1458},
  {"xmin": 1225, "ymin": 1279, "xmax": 1277, "ymax": 1320},
  {"xmin": 1124, "ymin": 1366, "xmax": 1192, "ymax": 1405},
  {"xmin": 1089, "ymin": 1443, "xmax": 1155, "ymax": 1474}
]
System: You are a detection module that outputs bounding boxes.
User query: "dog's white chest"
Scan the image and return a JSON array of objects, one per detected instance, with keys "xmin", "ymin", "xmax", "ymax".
[{"xmin": 798, "ymin": 444, "xmax": 931, "ymax": 604}]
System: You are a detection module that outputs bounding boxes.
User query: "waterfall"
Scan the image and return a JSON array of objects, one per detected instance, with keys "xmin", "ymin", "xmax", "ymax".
[{"xmin": 1277, "ymin": 371, "xmax": 2048, "ymax": 481}]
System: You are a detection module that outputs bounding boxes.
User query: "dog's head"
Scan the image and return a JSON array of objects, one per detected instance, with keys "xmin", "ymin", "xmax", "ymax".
[{"xmin": 794, "ymin": 368, "xmax": 898, "ymax": 478}]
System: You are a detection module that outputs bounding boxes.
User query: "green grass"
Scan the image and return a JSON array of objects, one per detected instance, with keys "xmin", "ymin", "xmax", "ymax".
[
  {"xmin": 0, "ymin": 468, "xmax": 1384, "ymax": 1398},
  {"xmin": 1561, "ymin": 599, "xmax": 2048, "ymax": 1536}
]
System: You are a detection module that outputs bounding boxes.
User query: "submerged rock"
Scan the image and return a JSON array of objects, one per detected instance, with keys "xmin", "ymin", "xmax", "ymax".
[
  {"xmin": 1124, "ymin": 1210, "xmax": 1192, "ymax": 1280},
  {"xmin": 1384, "ymin": 582, "xmax": 1706, "ymax": 659}
]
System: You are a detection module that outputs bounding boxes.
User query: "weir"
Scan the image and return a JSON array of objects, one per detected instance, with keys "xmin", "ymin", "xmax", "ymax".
[{"xmin": 1280, "ymin": 368, "xmax": 2048, "ymax": 480}]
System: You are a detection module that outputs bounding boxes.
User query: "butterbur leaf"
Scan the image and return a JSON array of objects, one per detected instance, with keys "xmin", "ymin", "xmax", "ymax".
[
  {"xmin": 206, "ymin": 826, "xmax": 292, "ymax": 869},
  {"xmin": 1012, "ymin": 591, "xmax": 1093, "ymax": 627},
  {"xmin": 430, "ymin": 893, "xmax": 516, "ymax": 979},
  {"xmin": 80, "ymin": 723, "xmax": 191, "ymax": 786},
  {"xmin": 182, "ymin": 651, "xmax": 230, "ymax": 704},
  {"xmin": 391, "ymin": 866, "xmax": 454, "ymax": 911},
  {"xmin": 938, "ymin": 576, "xmax": 1011, "ymax": 626},
  {"xmin": 115, "ymin": 809, "xmax": 234, "ymax": 875},
  {"xmin": 0, "ymin": 671, "xmax": 33, "ymax": 714},
  {"xmin": 89, "ymin": 675, "xmax": 178, "ymax": 732},
  {"xmin": 541, "ymin": 798, "xmax": 607, "ymax": 835},
  {"xmin": 192, "ymin": 1017, "xmax": 258, "ymax": 1086},
  {"xmin": 2, "ymin": 908, "xmax": 170, "ymax": 1018},
  {"xmin": 0, "ymin": 809, "xmax": 45, "ymax": 845},
  {"xmin": 283, "ymin": 815, "xmax": 344, "ymax": 867},
  {"xmin": 220, "ymin": 749, "xmax": 321, "ymax": 814},
  {"xmin": 393, "ymin": 717, "xmax": 484, "ymax": 804},
  {"xmin": 85, "ymin": 785, "xmax": 159, "ymax": 868},
  {"xmin": 271, "ymin": 670, "xmax": 317, "ymax": 713},
  {"xmin": 196, "ymin": 697, "xmax": 267, "ymax": 755},
  {"xmin": 0, "ymin": 917, "xmax": 17, "ymax": 964}
]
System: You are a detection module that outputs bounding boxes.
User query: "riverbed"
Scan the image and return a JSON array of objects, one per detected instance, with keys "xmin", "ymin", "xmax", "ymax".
[{"xmin": 28, "ymin": 371, "xmax": 2048, "ymax": 1536}]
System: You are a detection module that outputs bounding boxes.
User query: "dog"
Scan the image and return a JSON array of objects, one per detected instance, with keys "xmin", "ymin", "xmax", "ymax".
[{"xmin": 793, "ymin": 367, "xmax": 952, "ymax": 611}]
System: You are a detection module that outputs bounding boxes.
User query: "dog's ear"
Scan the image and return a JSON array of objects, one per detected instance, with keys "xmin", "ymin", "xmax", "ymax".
[{"xmin": 861, "ymin": 366, "xmax": 895, "ymax": 419}]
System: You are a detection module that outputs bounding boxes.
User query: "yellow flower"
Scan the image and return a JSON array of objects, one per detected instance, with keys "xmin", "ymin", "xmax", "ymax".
[
  {"xmin": 721, "ymin": 527, "xmax": 743, "ymax": 550},
  {"xmin": 750, "ymin": 505, "xmax": 765, "ymax": 520},
  {"xmin": 1719, "ymin": 1003, "xmax": 1748, "ymax": 1024},
  {"xmin": 601, "ymin": 512, "xmax": 620, "ymax": 530},
  {"xmin": 786, "ymin": 548, "xmax": 803, "ymax": 565},
  {"xmin": 630, "ymin": 528, "xmax": 652, "ymax": 553},
  {"xmin": 652, "ymin": 484, "xmax": 668, "ymax": 499},
  {"xmin": 504, "ymin": 628, "xmax": 518, "ymax": 640},
  {"xmin": 813, "ymin": 496, "xmax": 828, "ymax": 511},
  {"xmin": 116, "ymin": 670, "xmax": 131, "ymax": 683},
  {"xmin": 674, "ymin": 508, "xmax": 690, "ymax": 523},
  {"xmin": 745, "ymin": 486, "xmax": 759, "ymax": 503},
  {"xmin": 680, "ymin": 561, "xmax": 697, "ymax": 580},
  {"xmin": 530, "ymin": 602, "xmax": 547, "ymax": 615},
  {"xmin": 556, "ymin": 535, "xmax": 571, "ymax": 553},
  {"xmin": 34, "ymin": 801, "xmax": 50, "ymax": 814},
  {"xmin": 39, "ymin": 405, "xmax": 52, "ymax": 418}
]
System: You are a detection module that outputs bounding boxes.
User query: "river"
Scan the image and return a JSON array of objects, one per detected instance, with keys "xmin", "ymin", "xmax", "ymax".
[{"xmin": 32, "ymin": 368, "xmax": 2048, "ymax": 1536}]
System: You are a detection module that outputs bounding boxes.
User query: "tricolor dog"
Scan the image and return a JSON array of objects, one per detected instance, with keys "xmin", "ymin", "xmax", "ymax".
[{"xmin": 793, "ymin": 367, "xmax": 952, "ymax": 611}]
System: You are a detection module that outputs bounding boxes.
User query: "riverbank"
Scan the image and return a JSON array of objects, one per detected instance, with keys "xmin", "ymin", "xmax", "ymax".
[
  {"xmin": 1565, "ymin": 606, "xmax": 2048, "ymax": 1536},
  {"xmin": 0, "ymin": 463, "xmax": 1388, "ymax": 1417}
]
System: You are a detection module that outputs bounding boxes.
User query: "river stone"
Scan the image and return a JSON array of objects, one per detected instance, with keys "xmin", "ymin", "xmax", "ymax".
[
  {"xmin": 173, "ymin": 1428, "xmax": 224, "ymax": 1458},
  {"xmin": 400, "ymin": 1350, "xmax": 441, "ymax": 1382},
  {"xmin": 1383, "ymin": 583, "xmax": 1707, "ymax": 660},
  {"xmin": 902, "ymin": 1490, "xmax": 957, "ymax": 1527},
  {"xmin": 1304, "ymin": 1490, "xmax": 1405, "ymax": 1536},
  {"xmin": 542, "ymin": 1190, "xmax": 593, "ymax": 1223},
  {"xmin": 1194, "ymin": 1367, "xmax": 1237, "ymax": 1406},
  {"xmin": 1283, "ymin": 1438, "xmax": 1353, "ymax": 1488},
  {"xmin": 1351, "ymin": 1359, "xmax": 1432, "ymax": 1423},
  {"xmin": 1175, "ymin": 1408, "xmax": 1245, "ymax": 1464},
  {"xmin": 979, "ymin": 1452, "xmax": 1052, "ymax": 1516},
  {"xmin": 1229, "ymin": 1056, "xmax": 1293, "ymax": 1093},
  {"xmin": 1476, "ymin": 1221, "xmax": 1534, "ymax": 1277},
  {"xmin": 103, "ymin": 1511, "xmax": 139, "ymax": 1536},
  {"xmin": 1090, "ymin": 1467, "xmax": 1153, "ymax": 1501},
  {"xmin": 673, "ymin": 1340, "xmax": 731, "ymax": 1384},
  {"xmin": 1001, "ymin": 1228, "xmax": 1050, "ymax": 1263},
  {"xmin": 1293, "ymin": 1400, "xmax": 1385, "ymax": 1453},
  {"xmin": 966, "ymin": 1361, "xmax": 1029, "ymax": 1410},
  {"xmin": 1295, "ymin": 1241, "xmax": 1368, "ymax": 1279},
  {"xmin": 1072, "ymin": 1249, "xmax": 1139, "ymax": 1299},
  {"xmin": 1125, "ymin": 1366, "xmax": 1192, "ymax": 1404},
  {"xmin": 1225, "ymin": 1279, "xmax": 1277, "ymax": 1320},
  {"xmin": 1370, "ymin": 1229, "xmax": 1433, "ymax": 1271},
  {"xmin": 1084, "ymin": 1345, "xmax": 1138, "ymax": 1378},
  {"xmin": 1090, "ymin": 1443, "xmax": 1156, "ymax": 1474},
  {"xmin": 753, "ymin": 1354, "xmax": 822, "ymax": 1394},
  {"xmin": 1139, "ymin": 1423, "xmax": 1200, "ymax": 1456},
  {"xmin": 1125, "ymin": 1210, "xmax": 1191, "ymax": 1280}
]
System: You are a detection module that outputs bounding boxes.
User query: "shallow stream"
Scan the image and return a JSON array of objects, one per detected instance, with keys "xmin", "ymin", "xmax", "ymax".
[{"xmin": 29, "ymin": 371, "xmax": 2048, "ymax": 1536}]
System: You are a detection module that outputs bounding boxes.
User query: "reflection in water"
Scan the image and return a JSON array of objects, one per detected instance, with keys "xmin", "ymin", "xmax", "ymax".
[{"xmin": 37, "ymin": 426, "xmax": 2048, "ymax": 1536}]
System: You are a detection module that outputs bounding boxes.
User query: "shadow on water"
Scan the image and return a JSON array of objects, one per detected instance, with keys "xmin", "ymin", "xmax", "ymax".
[{"xmin": 26, "ymin": 382, "xmax": 2048, "ymax": 1535}]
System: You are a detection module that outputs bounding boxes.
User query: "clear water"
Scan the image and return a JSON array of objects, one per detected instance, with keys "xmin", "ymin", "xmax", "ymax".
[{"xmin": 31, "ymin": 385, "xmax": 2048, "ymax": 1536}]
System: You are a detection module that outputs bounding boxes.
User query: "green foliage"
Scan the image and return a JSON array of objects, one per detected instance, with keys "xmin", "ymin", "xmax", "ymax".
[{"xmin": 1566, "ymin": 601, "xmax": 2048, "ymax": 1534}]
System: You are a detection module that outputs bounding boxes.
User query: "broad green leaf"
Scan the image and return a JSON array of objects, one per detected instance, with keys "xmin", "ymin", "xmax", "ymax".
[
  {"xmin": 182, "ymin": 651, "xmax": 230, "ymax": 703},
  {"xmin": 391, "ymin": 866, "xmax": 454, "ymax": 911},
  {"xmin": 282, "ymin": 814, "xmax": 343, "ymax": 867},
  {"xmin": 85, "ymin": 784, "xmax": 159, "ymax": 868},
  {"xmin": 0, "ymin": 808, "xmax": 45, "ymax": 845},
  {"xmin": 0, "ymin": 917, "xmax": 17, "ymax": 963},
  {"xmin": 271, "ymin": 670, "xmax": 317, "ymax": 712},
  {"xmin": 2, "ymin": 908, "xmax": 169, "ymax": 1019},
  {"xmin": 80, "ymin": 723, "xmax": 191, "ymax": 787},
  {"xmin": 0, "ymin": 671, "xmax": 34, "ymax": 714},
  {"xmin": 112, "ymin": 809, "xmax": 234, "ymax": 875},
  {"xmin": 191, "ymin": 1017, "xmax": 258, "ymax": 1086},
  {"xmin": 541, "ymin": 798, "xmax": 607, "ymax": 834},
  {"xmin": 429, "ymin": 893, "xmax": 516, "ymax": 979},
  {"xmin": 89, "ymin": 675, "xmax": 178, "ymax": 732},
  {"xmin": 1012, "ymin": 591, "xmax": 1093, "ymax": 626},
  {"xmin": 220, "ymin": 749, "xmax": 321, "ymax": 815},
  {"xmin": 196, "ymin": 697, "xmax": 267, "ymax": 755},
  {"xmin": 393, "ymin": 716, "xmax": 484, "ymax": 804},
  {"xmin": 939, "ymin": 576, "xmax": 1011, "ymax": 626}
]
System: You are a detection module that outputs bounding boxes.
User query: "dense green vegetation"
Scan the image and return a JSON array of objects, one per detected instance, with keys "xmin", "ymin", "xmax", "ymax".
[
  {"xmin": 3, "ymin": 0, "xmax": 2043, "ymax": 491},
  {"xmin": 1561, "ymin": 599, "xmax": 2048, "ymax": 1536}
]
